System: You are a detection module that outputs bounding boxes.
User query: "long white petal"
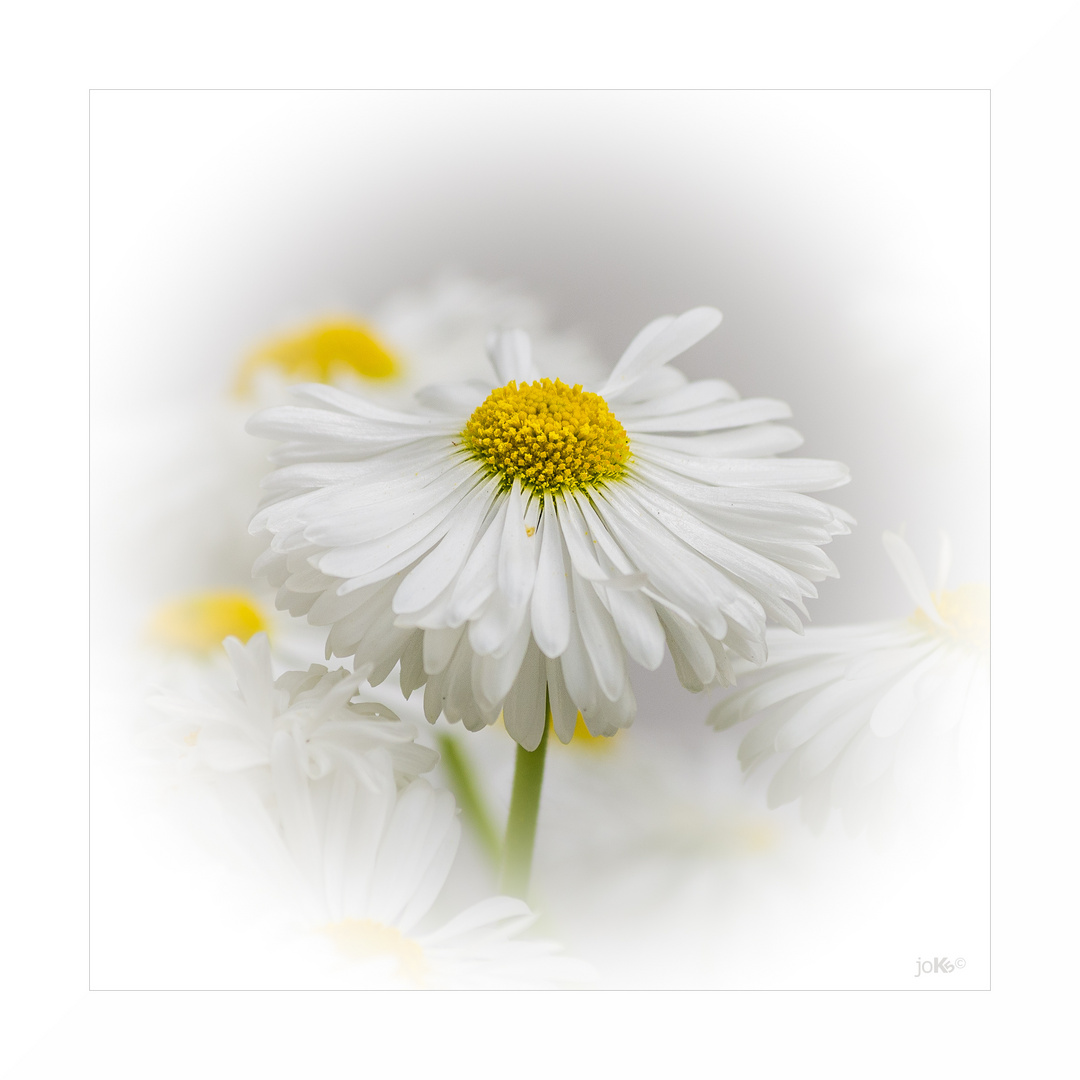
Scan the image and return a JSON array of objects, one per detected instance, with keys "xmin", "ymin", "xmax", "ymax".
[
  {"xmin": 393, "ymin": 477, "xmax": 499, "ymax": 615},
  {"xmin": 498, "ymin": 478, "xmax": 540, "ymax": 607},
  {"xmin": 530, "ymin": 512, "xmax": 572, "ymax": 658},
  {"xmin": 487, "ymin": 328, "xmax": 541, "ymax": 384},
  {"xmin": 602, "ymin": 308, "xmax": 722, "ymax": 395},
  {"xmin": 882, "ymin": 531, "xmax": 945, "ymax": 625},
  {"xmin": 572, "ymin": 572, "xmax": 626, "ymax": 702}
]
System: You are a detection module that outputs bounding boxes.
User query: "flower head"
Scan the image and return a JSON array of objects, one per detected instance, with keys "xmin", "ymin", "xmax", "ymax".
[
  {"xmin": 708, "ymin": 531, "xmax": 989, "ymax": 838},
  {"xmin": 249, "ymin": 308, "xmax": 852, "ymax": 750}
]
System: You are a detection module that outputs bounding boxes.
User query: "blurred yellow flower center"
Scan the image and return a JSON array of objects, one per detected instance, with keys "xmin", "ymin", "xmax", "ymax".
[
  {"xmin": 237, "ymin": 320, "xmax": 401, "ymax": 394},
  {"xmin": 321, "ymin": 918, "xmax": 428, "ymax": 984},
  {"xmin": 568, "ymin": 713, "xmax": 620, "ymax": 751},
  {"xmin": 462, "ymin": 379, "xmax": 629, "ymax": 493},
  {"xmin": 148, "ymin": 592, "xmax": 268, "ymax": 654},
  {"xmin": 912, "ymin": 584, "xmax": 990, "ymax": 651}
]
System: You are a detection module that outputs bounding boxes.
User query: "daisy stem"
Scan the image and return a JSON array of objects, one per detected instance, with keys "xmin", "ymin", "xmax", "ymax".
[
  {"xmin": 499, "ymin": 703, "xmax": 551, "ymax": 899},
  {"xmin": 437, "ymin": 732, "xmax": 503, "ymax": 868}
]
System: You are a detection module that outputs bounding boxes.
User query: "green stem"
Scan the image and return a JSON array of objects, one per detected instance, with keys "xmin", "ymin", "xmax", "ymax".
[
  {"xmin": 436, "ymin": 732, "xmax": 503, "ymax": 868},
  {"xmin": 499, "ymin": 705, "xmax": 551, "ymax": 899}
]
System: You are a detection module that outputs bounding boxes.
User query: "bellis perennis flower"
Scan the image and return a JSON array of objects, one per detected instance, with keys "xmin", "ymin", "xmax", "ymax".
[
  {"xmin": 248, "ymin": 308, "xmax": 852, "ymax": 751},
  {"xmin": 148, "ymin": 632, "xmax": 438, "ymax": 784},
  {"xmin": 709, "ymin": 532, "xmax": 989, "ymax": 838},
  {"xmin": 148, "ymin": 634, "xmax": 592, "ymax": 988}
]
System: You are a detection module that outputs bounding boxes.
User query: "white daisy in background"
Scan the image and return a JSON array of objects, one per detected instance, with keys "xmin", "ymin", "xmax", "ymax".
[
  {"xmin": 248, "ymin": 306, "xmax": 852, "ymax": 751},
  {"xmin": 237, "ymin": 273, "xmax": 602, "ymax": 403},
  {"xmin": 147, "ymin": 632, "xmax": 437, "ymax": 783},
  {"xmin": 708, "ymin": 531, "xmax": 989, "ymax": 839},
  {"xmin": 143, "ymin": 588, "xmax": 330, "ymax": 686},
  {"xmin": 146, "ymin": 635, "xmax": 592, "ymax": 988}
]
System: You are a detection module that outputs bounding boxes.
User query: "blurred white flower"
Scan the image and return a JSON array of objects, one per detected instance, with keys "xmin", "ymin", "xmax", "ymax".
[
  {"xmin": 148, "ymin": 632, "xmax": 438, "ymax": 783},
  {"xmin": 238, "ymin": 274, "xmax": 603, "ymax": 402},
  {"xmin": 708, "ymin": 531, "xmax": 989, "ymax": 838},
  {"xmin": 147, "ymin": 635, "xmax": 592, "ymax": 988},
  {"xmin": 249, "ymin": 307, "xmax": 851, "ymax": 751}
]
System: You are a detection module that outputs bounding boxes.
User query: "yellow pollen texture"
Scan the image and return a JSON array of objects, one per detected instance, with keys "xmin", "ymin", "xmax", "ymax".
[
  {"xmin": 462, "ymin": 379, "xmax": 629, "ymax": 493},
  {"xmin": 236, "ymin": 320, "xmax": 401, "ymax": 395},
  {"xmin": 911, "ymin": 583, "xmax": 990, "ymax": 651}
]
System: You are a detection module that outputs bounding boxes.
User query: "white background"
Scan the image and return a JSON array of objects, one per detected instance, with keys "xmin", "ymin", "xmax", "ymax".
[{"xmin": 2, "ymin": 0, "xmax": 1077, "ymax": 1076}]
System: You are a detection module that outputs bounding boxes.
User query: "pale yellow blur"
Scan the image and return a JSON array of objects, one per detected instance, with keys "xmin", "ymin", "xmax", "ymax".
[
  {"xmin": 148, "ymin": 591, "xmax": 269, "ymax": 654},
  {"xmin": 236, "ymin": 319, "xmax": 402, "ymax": 395}
]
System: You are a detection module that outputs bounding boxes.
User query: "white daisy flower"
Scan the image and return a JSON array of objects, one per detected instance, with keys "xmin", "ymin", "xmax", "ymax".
[
  {"xmin": 249, "ymin": 306, "xmax": 852, "ymax": 751},
  {"xmin": 147, "ymin": 638, "xmax": 591, "ymax": 988},
  {"xmin": 708, "ymin": 531, "xmax": 989, "ymax": 838},
  {"xmin": 282, "ymin": 756, "xmax": 593, "ymax": 988},
  {"xmin": 148, "ymin": 632, "xmax": 438, "ymax": 784}
]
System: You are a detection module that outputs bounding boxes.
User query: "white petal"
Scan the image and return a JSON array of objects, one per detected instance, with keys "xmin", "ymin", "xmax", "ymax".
[
  {"xmin": 530, "ymin": 512, "xmax": 572, "ymax": 658},
  {"xmin": 572, "ymin": 571, "xmax": 626, "ymax": 702},
  {"xmin": 656, "ymin": 603, "xmax": 716, "ymax": 690},
  {"xmin": 368, "ymin": 780, "xmax": 459, "ymax": 932},
  {"xmin": 498, "ymin": 478, "xmax": 539, "ymax": 608},
  {"xmin": 476, "ymin": 613, "xmax": 532, "ymax": 708},
  {"xmin": 602, "ymin": 308, "xmax": 722, "ymax": 395},
  {"xmin": 882, "ymin": 531, "xmax": 944, "ymax": 625},
  {"xmin": 623, "ymin": 397, "xmax": 792, "ymax": 434},
  {"xmin": 423, "ymin": 624, "xmax": 466, "ymax": 676},
  {"xmin": 303, "ymin": 459, "xmax": 478, "ymax": 547},
  {"xmin": 798, "ymin": 698, "xmax": 877, "ymax": 778},
  {"xmin": 419, "ymin": 896, "xmax": 535, "ymax": 946},
  {"xmin": 270, "ymin": 730, "xmax": 323, "ymax": 896},
  {"xmin": 629, "ymin": 423, "xmax": 805, "ymax": 459},
  {"xmin": 632, "ymin": 452, "xmax": 849, "ymax": 494},
  {"xmin": 502, "ymin": 641, "xmax": 548, "ymax": 751},
  {"xmin": 774, "ymin": 677, "xmax": 876, "ymax": 752},
  {"xmin": 868, "ymin": 653, "xmax": 941, "ymax": 738},
  {"xmin": 554, "ymin": 493, "xmax": 610, "ymax": 582},
  {"xmin": 320, "ymin": 767, "xmax": 357, "ymax": 922},
  {"xmin": 393, "ymin": 477, "xmax": 499, "ymax": 615},
  {"xmin": 414, "ymin": 380, "xmax": 488, "ymax": 414},
  {"xmin": 596, "ymin": 485, "xmax": 741, "ymax": 640},
  {"xmin": 468, "ymin": 587, "xmax": 528, "ymax": 658},
  {"xmin": 559, "ymin": 612, "xmax": 600, "ymax": 715},
  {"xmin": 447, "ymin": 498, "xmax": 508, "ymax": 625},
  {"xmin": 708, "ymin": 657, "xmax": 848, "ymax": 730},
  {"xmin": 340, "ymin": 756, "xmax": 396, "ymax": 916},
  {"xmin": 613, "ymin": 378, "xmax": 739, "ymax": 419},
  {"xmin": 546, "ymin": 658, "xmax": 579, "ymax": 743},
  {"xmin": 487, "ymin": 328, "xmax": 541, "ymax": 384}
]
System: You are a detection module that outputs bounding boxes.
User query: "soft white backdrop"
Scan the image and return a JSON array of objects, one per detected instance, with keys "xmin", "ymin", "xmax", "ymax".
[
  {"xmin": 88, "ymin": 89, "xmax": 990, "ymax": 995},
  {"xmin": 3, "ymin": 1, "xmax": 1071, "ymax": 1068}
]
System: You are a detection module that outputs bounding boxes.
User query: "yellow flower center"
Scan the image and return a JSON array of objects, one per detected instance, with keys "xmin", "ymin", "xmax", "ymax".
[
  {"xmin": 321, "ymin": 918, "xmax": 428, "ymax": 985},
  {"xmin": 236, "ymin": 320, "xmax": 402, "ymax": 395},
  {"xmin": 911, "ymin": 583, "xmax": 990, "ymax": 651},
  {"xmin": 148, "ymin": 592, "xmax": 269, "ymax": 654},
  {"xmin": 461, "ymin": 379, "xmax": 629, "ymax": 493}
]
